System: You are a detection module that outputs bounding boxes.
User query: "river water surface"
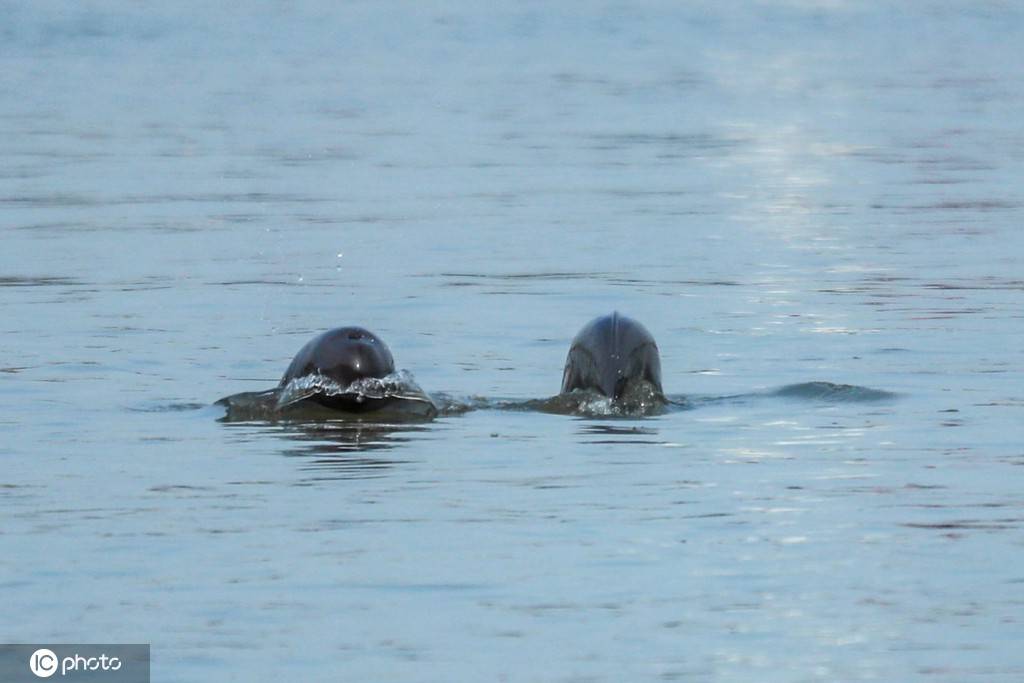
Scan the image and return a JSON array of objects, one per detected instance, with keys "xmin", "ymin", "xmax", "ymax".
[{"xmin": 3, "ymin": 2, "xmax": 1024, "ymax": 681}]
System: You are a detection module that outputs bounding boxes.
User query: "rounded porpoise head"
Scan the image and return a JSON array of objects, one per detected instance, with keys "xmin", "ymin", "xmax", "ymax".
[
  {"xmin": 560, "ymin": 312, "xmax": 663, "ymax": 400},
  {"xmin": 280, "ymin": 326, "xmax": 395, "ymax": 411}
]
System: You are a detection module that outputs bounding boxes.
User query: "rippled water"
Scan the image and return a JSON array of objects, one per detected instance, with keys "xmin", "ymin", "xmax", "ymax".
[{"xmin": 3, "ymin": 2, "xmax": 1024, "ymax": 681}]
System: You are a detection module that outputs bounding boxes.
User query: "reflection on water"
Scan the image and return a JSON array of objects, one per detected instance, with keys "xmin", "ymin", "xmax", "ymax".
[
  {"xmin": 579, "ymin": 423, "xmax": 666, "ymax": 445},
  {"xmin": 226, "ymin": 421, "xmax": 431, "ymax": 479}
]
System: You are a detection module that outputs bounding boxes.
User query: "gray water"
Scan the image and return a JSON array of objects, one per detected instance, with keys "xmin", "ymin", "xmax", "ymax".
[{"xmin": 3, "ymin": 2, "xmax": 1024, "ymax": 681}]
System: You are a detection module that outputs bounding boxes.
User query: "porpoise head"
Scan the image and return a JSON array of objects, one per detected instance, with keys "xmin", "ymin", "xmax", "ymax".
[
  {"xmin": 279, "ymin": 326, "xmax": 396, "ymax": 411},
  {"xmin": 560, "ymin": 312, "xmax": 663, "ymax": 400}
]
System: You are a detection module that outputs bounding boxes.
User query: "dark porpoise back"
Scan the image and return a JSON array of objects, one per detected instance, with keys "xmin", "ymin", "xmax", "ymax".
[
  {"xmin": 560, "ymin": 312, "xmax": 663, "ymax": 400},
  {"xmin": 281, "ymin": 326, "xmax": 395, "ymax": 412}
]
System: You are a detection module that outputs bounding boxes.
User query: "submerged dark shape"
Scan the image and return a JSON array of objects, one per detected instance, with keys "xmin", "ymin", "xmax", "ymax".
[
  {"xmin": 560, "ymin": 312, "xmax": 666, "ymax": 407},
  {"xmin": 770, "ymin": 381, "xmax": 897, "ymax": 402},
  {"xmin": 216, "ymin": 326, "xmax": 437, "ymax": 421}
]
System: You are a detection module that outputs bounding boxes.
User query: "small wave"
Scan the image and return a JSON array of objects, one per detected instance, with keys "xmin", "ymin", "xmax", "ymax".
[
  {"xmin": 428, "ymin": 393, "xmax": 491, "ymax": 416},
  {"xmin": 769, "ymin": 382, "xmax": 897, "ymax": 402},
  {"xmin": 129, "ymin": 402, "xmax": 208, "ymax": 413}
]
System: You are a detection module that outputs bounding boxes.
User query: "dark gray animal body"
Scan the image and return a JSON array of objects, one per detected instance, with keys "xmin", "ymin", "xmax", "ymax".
[
  {"xmin": 560, "ymin": 312, "xmax": 664, "ymax": 400},
  {"xmin": 280, "ymin": 326, "xmax": 396, "ymax": 412},
  {"xmin": 215, "ymin": 326, "xmax": 441, "ymax": 420}
]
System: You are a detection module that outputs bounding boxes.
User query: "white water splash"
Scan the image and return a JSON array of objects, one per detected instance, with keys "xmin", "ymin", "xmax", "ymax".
[{"xmin": 275, "ymin": 370, "xmax": 433, "ymax": 410}]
